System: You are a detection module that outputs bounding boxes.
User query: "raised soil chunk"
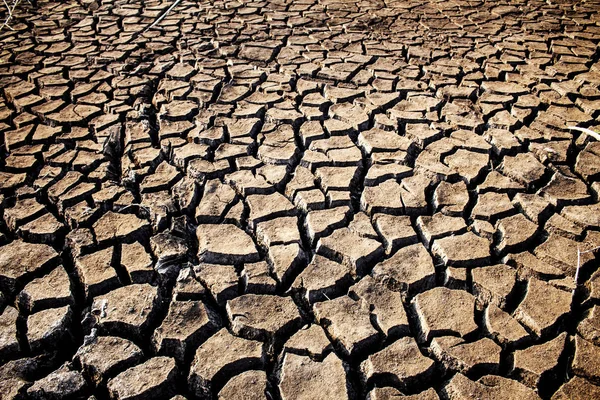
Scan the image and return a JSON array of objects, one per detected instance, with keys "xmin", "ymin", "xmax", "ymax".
[
  {"xmin": 0, "ymin": 172, "xmax": 26, "ymax": 190},
  {"xmin": 27, "ymin": 364, "xmax": 87, "ymax": 400},
  {"xmin": 442, "ymin": 373, "xmax": 541, "ymax": 399},
  {"xmin": 0, "ymin": 240, "xmax": 58, "ymax": 295},
  {"xmin": 292, "ymin": 255, "xmax": 353, "ymax": 304},
  {"xmin": 316, "ymin": 227, "xmax": 384, "ymax": 276},
  {"xmin": 0, "ymin": 357, "xmax": 35, "ymax": 399},
  {"xmin": 294, "ymin": 188, "xmax": 326, "ymax": 212},
  {"xmin": 195, "ymin": 180, "xmax": 236, "ymax": 223},
  {"xmin": 153, "ymin": 300, "xmax": 220, "ymax": 362},
  {"xmin": 218, "ymin": 370, "xmax": 268, "ymax": 400},
  {"xmin": 48, "ymin": 104, "xmax": 101, "ymax": 124},
  {"xmin": 587, "ymin": 269, "xmax": 600, "ymax": 302},
  {"xmin": 360, "ymin": 336, "xmax": 435, "ymax": 389},
  {"xmin": 433, "ymin": 180, "xmax": 469, "ymax": 216},
  {"xmin": 74, "ymin": 336, "xmax": 143, "ymax": 386},
  {"xmin": 447, "ymin": 266, "xmax": 469, "ymax": 290},
  {"xmin": 478, "ymin": 170, "xmax": 524, "ymax": 193},
  {"xmin": 372, "ymin": 214, "xmax": 419, "ymax": 254},
  {"xmin": 266, "ymin": 242, "xmax": 308, "ymax": 286},
  {"xmin": 535, "ymin": 233, "xmax": 594, "ymax": 276},
  {"xmin": 65, "ymin": 228, "xmax": 95, "ymax": 258},
  {"xmin": 431, "ymin": 232, "xmax": 491, "ymax": 267},
  {"xmin": 188, "ymin": 328, "xmax": 264, "ymax": 398},
  {"xmin": 578, "ymin": 305, "xmax": 600, "ymax": 346},
  {"xmin": 512, "ymin": 193, "xmax": 552, "ymax": 223},
  {"xmin": 93, "ymin": 212, "xmax": 151, "ymax": 244},
  {"xmin": 482, "ymin": 81, "xmax": 529, "ymax": 95},
  {"xmin": 545, "ymin": 213, "xmax": 584, "ymax": 240},
  {"xmin": 107, "ymin": 357, "xmax": 177, "ymax": 400},
  {"xmin": 372, "ymin": 243, "xmax": 436, "ymax": 296},
  {"xmin": 303, "ymin": 208, "xmax": 348, "ymax": 241},
  {"xmin": 470, "ymin": 219, "xmax": 494, "ymax": 241},
  {"xmin": 121, "ymin": 242, "xmax": 154, "ymax": 284},
  {"xmin": 514, "ymin": 278, "xmax": 571, "ymax": 337},
  {"xmin": 504, "ymin": 251, "xmax": 564, "ymax": 280},
  {"xmin": 160, "ymin": 100, "xmax": 197, "ymax": 119},
  {"xmin": 314, "ymin": 296, "xmax": 380, "ymax": 356},
  {"xmin": 195, "ymin": 264, "xmax": 239, "ymax": 306},
  {"xmin": 18, "ymin": 212, "xmax": 64, "ymax": 244},
  {"xmin": 501, "ymin": 152, "xmax": 546, "ymax": 187},
  {"xmin": 445, "ymin": 150, "xmax": 489, "ymax": 184},
  {"xmin": 512, "ymin": 332, "xmax": 567, "ymax": 388},
  {"xmin": 367, "ymin": 387, "xmax": 439, "ymax": 400},
  {"xmin": 0, "ymin": 306, "xmax": 20, "ymax": 359},
  {"xmin": 430, "ymin": 336, "xmax": 501, "ymax": 375},
  {"xmin": 349, "ymin": 276, "xmax": 410, "ymax": 337},
  {"xmin": 197, "ymin": 224, "xmax": 260, "ymax": 264},
  {"xmin": 472, "ymin": 264, "xmax": 517, "ymax": 308},
  {"xmin": 89, "ymin": 284, "xmax": 160, "ymax": 338},
  {"xmin": 256, "ymin": 216, "xmax": 301, "ymax": 247},
  {"xmin": 551, "ymin": 377, "xmax": 600, "ymax": 400},
  {"xmin": 140, "ymin": 161, "xmax": 181, "ymax": 193},
  {"xmin": 284, "ymin": 325, "xmax": 333, "ymax": 360},
  {"xmin": 279, "ymin": 352, "xmax": 349, "ymax": 400},
  {"xmin": 471, "ymin": 192, "xmax": 514, "ymax": 221},
  {"xmin": 484, "ymin": 304, "xmax": 529, "ymax": 346},
  {"xmin": 150, "ymin": 232, "xmax": 188, "ymax": 271},
  {"xmin": 572, "ymin": 335, "xmax": 600, "ymax": 383},
  {"xmin": 364, "ymin": 163, "xmax": 412, "ymax": 187},
  {"xmin": 348, "ymin": 212, "xmax": 379, "ymax": 239},
  {"xmin": 247, "ymin": 192, "xmax": 296, "ymax": 227},
  {"xmin": 496, "ymin": 213, "xmax": 538, "ymax": 253},
  {"xmin": 27, "ymin": 305, "xmax": 72, "ymax": 352},
  {"xmin": 416, "ymin": 213, "xmax": 467, "ymax": 248},
  {"xmin": 226, "ymin": 294, "xmax": 302, "ymax": 342},
  {"xmin": 242, "ymin": 261, "xmax": 277, "ymax": 295},
  {"xmin": 398, "ymin": 174, "xmax": 433, "ymax": 215},
  {"xmin": 539, "ymin": 173, "xmax": 590, "ymax": 207},
  {"xmin": 361, "ymin": 179, "xmax": 404, "ymax": 216},
  {"xmin": 3, "ymin": 197, "xmax": 45, "ymax": 231},
  {"xmin": 17, "ymin": 265, "xmax": 73, "ymax": 313},
  {"xmin": 173, "ymin": 267, "xmax": 206, "ymax": 301},
  {"xmin": 576, "ymin": 142, "xmax": 600, "ymax": 181},
  {"xmin": 561, "ymin": 203, "xmax": 600, "ymax": 229},
  {"xmin": 75, "ymin": 247, "xmax": 120, "ymax": 301},
  {"xmin": 358, "ymin": 127, "xmax": 414, "ymax": 154},
  {"xmin": 411, "ymin": 287, "xmax": 478, "ymax": 342}
]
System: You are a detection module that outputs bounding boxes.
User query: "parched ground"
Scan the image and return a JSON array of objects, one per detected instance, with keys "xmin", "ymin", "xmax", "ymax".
[{"xmin": 1, "ymin": 0, "xmax": 600, "ymax": 398}]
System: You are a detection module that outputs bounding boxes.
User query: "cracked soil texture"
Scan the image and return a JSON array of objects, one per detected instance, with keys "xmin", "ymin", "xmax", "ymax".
[{"xmin": 1, "ymin": 0, "xmax": 600, "ymax": 399}]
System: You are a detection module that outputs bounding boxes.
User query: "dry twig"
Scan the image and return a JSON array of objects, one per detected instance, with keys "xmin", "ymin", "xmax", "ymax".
[
  {"xmin": 573, "ymin": 244, "xmax": 600, "ymax": 300},
  {"xmin": 0, "ymin": 0, "xmax": 21, "ymax": 32},
  {"xmin": 143, "ymin": 0, "xmax": 182, "ymax": 33},
  {"xmin": 568, "ymin": 126, "xmax": 600, "ymax": 141}
]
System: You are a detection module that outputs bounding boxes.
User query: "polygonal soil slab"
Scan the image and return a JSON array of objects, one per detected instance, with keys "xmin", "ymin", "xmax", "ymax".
[
  {"xmin": 360, "ymin": 336, "xmax": 435, "ymax": 389},
  {"xmin": 188, "ymin": 328, "xmax": 264, "ymax": 398},
  {"xmin": 411, "ymin": 287, "xmax": 478, "ymax": 342},
  {"xmin": 0, "ymin": 240, "xmax": 58, "ymax": 294},
  {"xmin": 279, "ymin": 352, "xmax": 349, "ymax": 400},
  {"xmin": 314, "ymin": 296, "xmax": 380, "ymax": 357},
  {"xmin": 226, "ymin": 294, "xmax": 303, "ymax": 342},
  {"xmin": 74, "ymin": 336, "xmax": 143, "ymax": 386},
  {"xmin": 89, "ymin": 284, "xmax": 160, "ymax": 338},
  {"xmin": 107, "ymin": 357, "xmax": 177, "ymax": 400},
  {"xmin": 197, "ymin": 224, "xmax": 260, "ymax": 264}
]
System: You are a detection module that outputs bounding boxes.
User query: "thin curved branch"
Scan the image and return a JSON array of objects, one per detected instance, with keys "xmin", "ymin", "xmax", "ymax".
[
  {"xmin": 568, "ymin": 125, "xmax": 600, "ymax": 141},
  {"xmin": 0, "ymin": 0, "xmax": 20, "ymax": 32}
]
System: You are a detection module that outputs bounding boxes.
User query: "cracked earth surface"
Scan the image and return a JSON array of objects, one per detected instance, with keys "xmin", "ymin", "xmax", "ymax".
[{"xmin": 1, "ymin": 0, "xmax": 600, "ymax": 398}]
